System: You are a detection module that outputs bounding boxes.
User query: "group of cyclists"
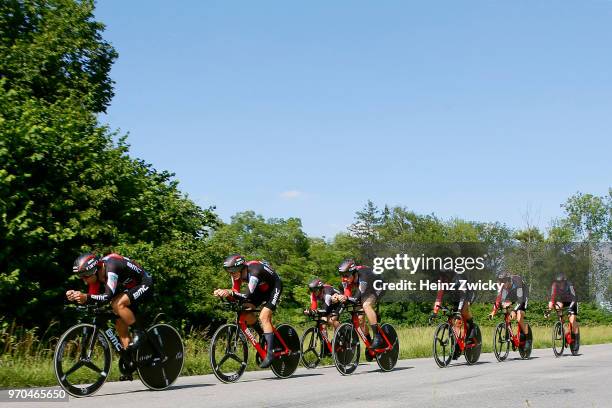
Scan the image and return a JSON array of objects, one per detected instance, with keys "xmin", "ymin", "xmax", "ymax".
[{"xmin": 67, "ymin": 251, "xmax": 581, "ymax": 370}]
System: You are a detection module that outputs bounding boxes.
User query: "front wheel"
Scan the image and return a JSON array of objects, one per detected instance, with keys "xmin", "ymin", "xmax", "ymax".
[
  {"xmin": 137, "ymin": 323, "xmax": 184, "ymax": 390},
  {"xmin": 433, "ymin": 322, "xmax": 455, "ymax": 368},
  {"xmin": 464, "ymin": 324, "xmax": 482, "ymax": 365},
  {"xmin": 376, "ymin": 323, "xmax": 399, "ymax": 372},
  {"xmin": 270, "ymin": 324, "xmax": 300, "ymax": 379},
  {"xmin": 518, "ymin": 323, "xmax": 533, "ymax": 360},
  {"xmin": 552, "ymin": 321, "xmax": 565, "ymax": 357},
  {"xmin": 493, "ymin": 322, "xmax": 510, "ymax": 362},
  {"xmin": 300, "ymin": 327, "xmax": 323, "ymax": 369},
  {"xmin": 209, "ymin": 323, "xmax": 248, "ymax": 383},
  {"xmin": 53, "ymin": 323, "xmax": 112, "ymax": 397},
  {"xmin": 332, "ymin": 323, "xmax": 360, "ymax": 375}
]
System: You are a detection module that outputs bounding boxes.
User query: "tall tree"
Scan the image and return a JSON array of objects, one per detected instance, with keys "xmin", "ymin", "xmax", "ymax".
[{"xmin": 0, "ymin": 0, "xmax": 117, "ymax": 113}]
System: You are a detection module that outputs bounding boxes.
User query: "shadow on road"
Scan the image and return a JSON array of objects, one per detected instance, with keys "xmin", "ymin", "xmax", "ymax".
[
  {"xmin": 447, "ymin": 361, "xmax": 492, "ymax": 368},
  {"xmin": 94, "ymin": 383, "xmax": 215, "ymax": 397},
  {"xmin": 509, "ymin": 356, "xmax": 540, "ymax": 361},
  {"xmin": 238, "ymin": 372, "xmax": 324, "ymax": 384},
  {"xmin": 354, "ymin": 366, "xmax": 414, "ymax": 375}
]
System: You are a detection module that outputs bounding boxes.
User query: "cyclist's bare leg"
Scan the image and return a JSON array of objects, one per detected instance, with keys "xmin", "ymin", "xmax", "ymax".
[
  {"xmin": 357, "ymin": 314, "xmax": 369, "ymax": 338},
  {"xmin": 569, "ymin": 314, "xmax": 579, "ymax": 334},
  {"xmin": 115, "ymin": 318, "xmax": 129, "ymax": 349},
  {"xmin": 328, "ymin": 315, "xmax": 340, "ymax": 330},
  {"xmin": 516, "ymin": 310, "xmax": 526, "ymax": 333},
  {"xmin": 259, "ymin": 307, "xmax": 274, "ymax": 333},
  {"xmin": 363, "ymin": 298, "xmax": 378, "ymax": 327},
  {"xmin": 111, "ymin": 294, "xmax": 135, "ymax": 346}
]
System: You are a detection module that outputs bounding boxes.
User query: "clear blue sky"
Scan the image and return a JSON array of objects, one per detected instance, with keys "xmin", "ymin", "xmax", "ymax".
[{"xmin": 95, "ymin": 0, "xmax": 611, "ymax": 238}]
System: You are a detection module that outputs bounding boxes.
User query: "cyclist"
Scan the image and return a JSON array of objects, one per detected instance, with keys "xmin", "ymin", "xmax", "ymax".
[
  {"xmin": 66, "ymin": 253, "xmax": 153, "ymax": 350},
  {"xmin": 213, "ymin": 254, "xmax": 282, "ymax": 368},
  {"xmin": 489, "ymin": 271, "xmax": 530, "ymax": 347},
  {"xmin": 548, "ymin": 272, "xmax": 579, "ymax": 347},
  {"xmin": 334, "ymin": 259, "xmax": 384, "ymax": 360},
  {"xmin": 431, "ymin": 268, "xmax": 478, "ymax": 345},
  {"xmin": 305, "ymin": 277, "xmax": 342, "ymax": 330}
]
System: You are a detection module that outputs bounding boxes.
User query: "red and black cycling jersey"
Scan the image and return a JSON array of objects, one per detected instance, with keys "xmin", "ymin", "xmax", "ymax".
[
  {"xmin": 231, "ymin": 260, "xmax": 282, "ymax": 302},
  {"xmin": 550, "ymin": 280, "xmax": 577, "ymax": 303},
  {"xmin": 342, "ymin": 266, "xmax": 382, "ymax": 302},
  {"xmin": 493, "ymin": 275, "xmax": 529, "ymax": 312},
  {"xmin": 310, "ymin": 284, "xmax": 341, "ymax": 314},
  {"xmin": 87, "ymin": 254, "xmax": 152, "ymax": 305},
  {"xmin": 434, "ymin": 272, "xmax": 474, "ymax": 311}
]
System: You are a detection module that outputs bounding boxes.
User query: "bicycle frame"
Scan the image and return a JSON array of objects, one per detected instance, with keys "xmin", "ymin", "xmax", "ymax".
[
  {"xmin": 76, "ymin": 305, "xmax": 166, "ymax": 365},
  {"xmin": 443, "ymin": 310, "xmax": 477, "ymax": 352},
  {"xmin": 501, "ymin": 307, "xmax": 525, "ymax": 349},
  {"xmin": 552, "ymin": 304, "xmax": 575, "ymax": 346},
  {"xmin": 236, "ymin": 309, "xmax": 292, "ymax": 360},
  {"xmin": 316, "ymin": 320, "xmax": 334, "ymax": 353},
  {"xmin": 348, "ymin": 306, "xmax": 393, "ymax": 354}
]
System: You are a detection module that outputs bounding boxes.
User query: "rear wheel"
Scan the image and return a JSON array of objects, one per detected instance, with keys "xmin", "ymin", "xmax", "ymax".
[
  {"xmin": 518, "ymin": 323, "xmax": 533, "ymax": 360},
  {"xmin": 375, "ymin": 323, "xmax": 399, "ymax": 372},
  {"xmin": 209, "ymin": 323, "xmax": 248, "ymax": 383},
  {"xmin": 270, "ymin": 324, "xmax": 300, "ymax": 378},
  {"xmin": 570, "ymin": 328, "xmax": 580, "ymax": 356},
  {"xmin": 137, "ymin": 323, "xmax": 184, "ymax": 390},
  {"xmin": 493, "ymin": 322, "xmax": 510, "ymax": 362},
  {"xmin": 433, "ymin": 322, "xmax": 455, "ymax": 368},
  {"xmin": 300, "ymin": 327, "xmax": 323, "ymax": 369},
  {"xmin": 53, "ymin": 323, "xmax": 112, "ymax": 397},
  {"xmin": 464, "ymin": 324, "xmax": 482, "ymax": 365},
  {"xmin": 552, "ymin": 321, "xmax": 565, "ymax": 357},
  {"xmin": 332, "ymin": 323, "xmax": 360, "ymax": 375}
]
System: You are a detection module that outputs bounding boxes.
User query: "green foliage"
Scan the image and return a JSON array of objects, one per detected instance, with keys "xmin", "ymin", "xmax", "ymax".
[{"xmin": 0, "ymin": 0, "xmax": 117, "ymax": 113}]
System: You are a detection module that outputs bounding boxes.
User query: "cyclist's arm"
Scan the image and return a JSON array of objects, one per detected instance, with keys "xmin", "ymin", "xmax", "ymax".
[
  {"xmin": 310, "ymin": 292, "xmax": 318, "ymax": 311},
  {"xmin": 550, "ymin": 282, "xmax": 557, "ymax": 304},
  {"xmin": 86, "ymin": 272, "xmax": 118, "ymax": 305},
  {"xmin": 227, "ymin": 276, "xmax": 247, "ymax": 301},
  {"xmin": 492, "ymin": 287, "xmax": 504, "ymax": 313},
  {"xmin": 433, "ymin": 289, "xmax": 444, "ymax": 314}
]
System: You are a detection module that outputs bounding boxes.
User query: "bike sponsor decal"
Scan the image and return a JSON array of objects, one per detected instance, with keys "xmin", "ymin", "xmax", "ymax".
[
  {"xmin": 244, "ymin": 328, "xmax": 257, "ymax": 345},
  {"xmin": 105, "ymin": 329, "xmax": 123, "ymax": 352}
]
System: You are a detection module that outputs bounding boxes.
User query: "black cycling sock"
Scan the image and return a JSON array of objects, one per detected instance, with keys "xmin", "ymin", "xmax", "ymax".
[
  {"xmin": 264, "ymin": 332, "xmax": 274, "ymax": 356},
  {"xmin": 370, "ymin": 324, "xmax": 379, "ymax": 335}
]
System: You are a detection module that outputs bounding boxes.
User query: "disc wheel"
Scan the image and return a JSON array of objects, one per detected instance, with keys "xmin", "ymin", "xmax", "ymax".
[
  {"xmin": 464, "ymin": 324, "xmax": 482, "ymax": 365},
  {"xmin": 54, "ymin": 323, "xmax": 112, "ymax": 397},
  {"xmin": 270, "ymin": 324, "xmax": 301, "ymax": 378},
  {"xmin": 332, "ymin": 323, "xmax": 360, "ymax": 375},
  {"xmin": 136, "ymin": 324, "xmax": 184, "ymax": 390},
  {"xmin": 300, "ymin": 327, "xmax": 323, "ymax": 369},
  {"xmin": 433, "ymin": 322, "xmax": 455, "ymax": 368},
  {"xmin": 552, "ymin": 321, "xmax": 565, "ymax": 357},
  {"xmin": 493, "ymin": 322, "xmax": 510, "ymax": 362},
  {"xmin": 375, "ymin": 323, "xmax": 399, "ymax": 372},
  {"xmin": 209, "ymin": 323, "xmax": 248, "ymax": 383},
  {"xmin": 570, "ymin": 330, "xmax": 580, "ymax": 356}
]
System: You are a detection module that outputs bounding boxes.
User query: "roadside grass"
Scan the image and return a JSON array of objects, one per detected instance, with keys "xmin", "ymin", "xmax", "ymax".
[{"xmin": 2, "ymin": 324, "xmax": 612, "ymax": 388}]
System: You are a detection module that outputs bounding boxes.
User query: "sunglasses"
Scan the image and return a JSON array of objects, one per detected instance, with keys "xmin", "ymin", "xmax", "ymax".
[{"xmin": 225, "ymin": 266, "xmax": 243, "ymax": 274}]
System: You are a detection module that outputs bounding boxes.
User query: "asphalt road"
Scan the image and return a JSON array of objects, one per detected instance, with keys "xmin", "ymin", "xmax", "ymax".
[{"xmin": 9, "ymin": 343, "xmax": 612, "ymax": 408}]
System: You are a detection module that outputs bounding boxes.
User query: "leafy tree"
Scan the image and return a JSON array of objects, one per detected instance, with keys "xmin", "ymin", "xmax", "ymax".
[
  {"xmin": 561, "ymin": 191, "xmax": 611, "ymax": 242},
  {"xmin": 0, "ymin": 0, "xmax": 117, "ymax": 113}
]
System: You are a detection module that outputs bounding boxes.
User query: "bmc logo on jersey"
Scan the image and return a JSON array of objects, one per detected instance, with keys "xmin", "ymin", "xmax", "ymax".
[
  {"xmin": 132, "ymin": 286, "xmax": 149, "ymax": 300},
  {"xmin": 126, "ymin": 261, "xmax": 140, "ymax": 273}
]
